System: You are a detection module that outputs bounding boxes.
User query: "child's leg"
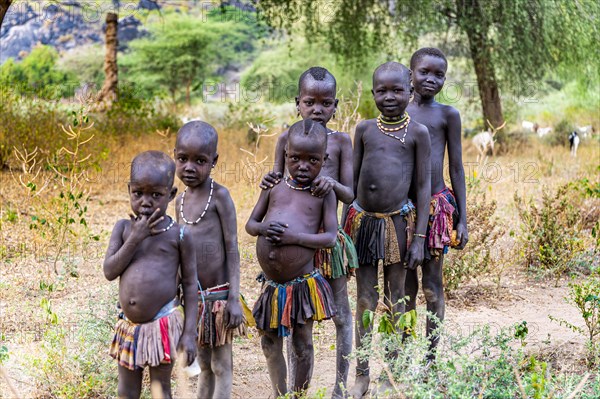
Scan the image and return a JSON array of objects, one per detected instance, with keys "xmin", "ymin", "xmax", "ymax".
[
  {"xmin": 210, "ymin": 343, "xmax": 234, "ymax": 398},
  {"xmin": 261, "ymin": 331, "xmax": 287, "ymax": 397},
  {"xmin": 328, "ymin": 276, "xmax": 352, "ymax": 398},
  {"xmin": 421, "ymin": 255, "xmax": 445, "ymax": 359},
  {"xmin": 148, "ymin": 362, "xmax": 174, "ymax": 399},
  {"xmin": 349, "ymin": 264, "xmax": 379, "ymax": 398},
  {"xmin": 405, "ymin": 268, "xmax": 419, "ymax": 313},
  {"xmin": 197, "ymin": 347, "xmax": 215, "ymax": 399},
  {"xmin": 117, "ymin": 365, "xmax": 143, "ymax": 399},
  {"xmin": 291, "ymin": 318, "xmax": 315, "ymax": 393}
]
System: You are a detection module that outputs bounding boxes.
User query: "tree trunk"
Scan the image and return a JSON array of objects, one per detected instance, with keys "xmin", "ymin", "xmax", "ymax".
[
  {"xmin": 0, "ymin": 0, "xmax": 11, "ymax": 30},
  {"xmin": 98, "ymin": 12, "xmax": 118, "ymax": 106},
  {"xmin": 457, "ymin": 0, "xmax": 505, "ymax": 140}
]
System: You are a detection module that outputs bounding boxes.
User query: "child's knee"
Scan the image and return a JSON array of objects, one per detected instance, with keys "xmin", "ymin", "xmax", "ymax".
[
  {"xmin": 261, "ymin": 334, "xmax": 280, "ymax": 354},
  {"xmin": 356, "ymin": 292, "xmax": 378, "ymax": 310},
  {"xmin": 211, "ymin": 358, "xmax": 232, "ymax": 378},
  {"xmin": 423, "ymin": 283, "xmax": 443, "ymax": 303},
  {"xmin": 292, "ymin": 338, "xmax": 314, "ymax": 360}
]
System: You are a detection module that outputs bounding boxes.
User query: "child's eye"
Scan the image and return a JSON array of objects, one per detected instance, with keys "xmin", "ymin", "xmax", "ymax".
[
  {"xmin": 177, "ymin": 156, "xmax": 186, "ymax": 162},
  {"xmin": 291, "ymin": 156, "xmax": 299, "ymax": 161},
  {"xmin": 310, "ymin": 158, "xmax": 318, "ymax": 163},
  {"xmin": 197, "ymin": 159, "xmax": 206, "ymax": 164},
  {"xmin": 152, "ymin": 193, "xmax": 162, "ymax": 198}
]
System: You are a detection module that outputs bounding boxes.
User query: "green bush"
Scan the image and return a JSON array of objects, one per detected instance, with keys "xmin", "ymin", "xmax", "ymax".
[
  {"xmin": 514, "ymin": 184, "xmax": 586, "ymax": 280},
  {"xmin": 545, "ymin": 118, "xmax": 575, "ymax": 147},
  {"xmin": 444, "ymin": 180, "xmax": 503, "ymax": 293}
]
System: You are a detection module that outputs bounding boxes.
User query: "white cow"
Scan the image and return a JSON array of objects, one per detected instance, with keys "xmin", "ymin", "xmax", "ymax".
[
  {"xmin": 521, "ymin": 120, "xmax": 538, "ymax": 133},
  {"xmin": 577, "ymin": 125, "xmax": 594, "ymax": 138},
  {"xmin": 537, "ymin": 127, "xmax": 552, "ymax": 137}
]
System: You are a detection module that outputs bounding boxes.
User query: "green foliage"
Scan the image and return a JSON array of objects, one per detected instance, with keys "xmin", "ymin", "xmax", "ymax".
[
  {"xmin": 514, "ymin": 184, "xmax": 586, "ymax": 280},
  {"xmin": 545, "ymin": 119, "xmax": 575, "ymax": 147},
  {"xmin": 0, "ymin": 45, "xmax": 76, "ymax": 99},
  {"xmin": 352, "ymin": 315, "xmax": 596, "ymax": 398},
  {"xmin": 550, "ymin": 271, "xmax": 600, "ymax": 366},
  {"xmin": 14, "ymin": 106, "xmax": 100, "ymax": 277},
  {"xmin": 57, "ymin": 44, "xmax": 105, "ymax": 89},
  {"xmin": 121, "ymin": 9, "xmax": 263, "ymax": 104},
  {"xmin": 444, "ymin": 177, "xmax": 503, "ymax": 293},
  {"xmin": 0, "ymin": 344, "xmax": 8, "ymax": 365},
  {"xmin": 29, "ymin": 298, "xmax": 118, "ymax": 397}
]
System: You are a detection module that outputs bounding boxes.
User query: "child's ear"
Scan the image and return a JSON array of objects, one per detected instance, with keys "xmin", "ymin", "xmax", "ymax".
[
  {"xmin": 212, "ymin": 153, "xmax": 219, "ymax": 168},
  {"xmin": 169, "ymin": 187, "xmax": 178, "ymax": 201},
  {"xmin": 295, "ymin": 96, "xmax": 300, "ymax": 107},
  {"xmin": 371, "ymin": 88, "xmax": 375, "ymax": 97},
  {"xmin": 334, "ymin": 98, "xmax": 339, "ymax": 108},
  {"xmin": 173, "ymin": 148, "xmax": 176, "ymax": 158},
  {"xmin": 127, "ymin": 182, "xmax": 131, "ymax": 194},
  {"xmin": 324, "ymin": 152, "xmax": 330, "ymax": 162}
]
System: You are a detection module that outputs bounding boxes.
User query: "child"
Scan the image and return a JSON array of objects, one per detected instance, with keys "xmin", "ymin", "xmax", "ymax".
[
  {"xmin": 260, "ymin": 66, "xmax": 357, "ymax": 398},
  {"xmin": 246, "ymin": 119, "xmax": 339, "ymax": 397},
  {"xmin": 405, "ymin": 48, "xmax": 468, "ymax": 361},
  {"xmin": 345, "ymin": 62, "xmax": 431, "ymax": 398},
  {"xmin": 174, "ymin": 120, "xmax": 255, "ymax": 399},
  {"xmin": 104, "ymin": 151, "xmax": 198, "ymax": 399}
]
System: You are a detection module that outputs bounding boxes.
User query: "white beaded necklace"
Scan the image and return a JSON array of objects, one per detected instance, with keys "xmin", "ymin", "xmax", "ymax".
[
  {"xmin": 179, "ymin": 178, "xmax": 214, "ymax": 225},
  {"xmin": 153, "ymin": 216, "xmax": 175, "ymax": 234}
]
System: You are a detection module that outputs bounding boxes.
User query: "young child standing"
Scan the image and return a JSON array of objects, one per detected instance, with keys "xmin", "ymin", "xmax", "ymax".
[
  {"xmin": 261, "ymin": 66, "xmax": 357, "ymax": 398},
  {"xmin": 345, "ymin": 62, "xmax": 431, "ymax": 398},
  {"xmin": 247, "ymin": 119, "xmax": 339, "ymax": 397},
  {"xmin": 104, "ymin": 151, "xmax": 198, "ymax": 399},
  {"xmin": 405, "ymin": 47, "xmax": 468, "ymax": 361},
  {"xmin": 174, "ymin": 120, "xmax": 254, "ymax": 399}
]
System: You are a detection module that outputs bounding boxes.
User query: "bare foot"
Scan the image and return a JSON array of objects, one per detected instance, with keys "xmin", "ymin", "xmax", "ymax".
[{"xmin": 348, "ymin": 375, "xmax": 370, "ymax": 399}]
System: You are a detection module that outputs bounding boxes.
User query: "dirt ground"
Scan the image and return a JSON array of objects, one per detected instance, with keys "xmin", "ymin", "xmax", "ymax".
[{"xmin": 1, "ymin": 135, "xmax": 598, "ymax": 398}]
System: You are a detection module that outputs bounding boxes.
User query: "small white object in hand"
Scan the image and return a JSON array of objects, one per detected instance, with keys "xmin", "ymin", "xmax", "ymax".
[{"xmin": 182, "ymin": 357, "xmax": 201, "ymax": 377}]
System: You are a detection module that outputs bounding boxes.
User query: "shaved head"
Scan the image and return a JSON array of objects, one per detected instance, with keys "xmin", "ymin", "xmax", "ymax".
[
  {"xmin": 130, "ymin": 150, "xmax": 175, "ymax": 186},
  {"xmin": 410, "ymin": 47, "xmax": 448, "ymax": 71},
  {"xmin": 176, "ymin": 120, "xmax": 218, "ymax": 154},
  {"xmin": 299, "ymin": 66, "xmax": 337, "ymax": 95},
  {"xmin": 373, "ymin": 62, "xmax": 412, "ymax": 87}
]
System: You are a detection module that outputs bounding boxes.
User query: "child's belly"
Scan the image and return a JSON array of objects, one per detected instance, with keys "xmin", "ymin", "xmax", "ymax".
[{"xmin": 256, "ymin": 236, "xmax": 315, "ymax": 284}]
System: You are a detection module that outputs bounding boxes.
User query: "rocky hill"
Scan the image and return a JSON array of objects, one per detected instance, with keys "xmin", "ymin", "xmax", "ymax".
[{"xmin": 0, "ymin": 0, "xmax": 160, "ymax": 63}]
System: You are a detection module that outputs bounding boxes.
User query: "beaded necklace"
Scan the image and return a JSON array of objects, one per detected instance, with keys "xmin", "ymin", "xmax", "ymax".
[
  {"xmin": 284, "ymin": 176, "xmax": 311, "ymax": 191},
  {"xmin": 380, "ymin": 113, "xmax": 408, "ymax": 125},
  {"xmin": 179, "ymin": 178, "xmax": 214, "ymax": 225},
  {"xmin": 153, "ymin": 216, "xmax": 175, "ymax": 234},
  {"xmin": 376, "ymin": 113, "xmax": 411, "ymax": 143},
  {"xmin": 327, "ymin": 130, "xmax": 338, "ymax": 136}
]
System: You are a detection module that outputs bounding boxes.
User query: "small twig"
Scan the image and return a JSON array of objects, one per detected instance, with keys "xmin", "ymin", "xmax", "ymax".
[
  {"xmin": 512, "ymin": 366, "xmax": 527, "ymax": 399},
  {"xmin": 0, "ymin": 365, "xmax": 20, "ymax": 398},
  {"xmin": 565, "ymin": 372, "xmax": 590, "ymax": 399}
]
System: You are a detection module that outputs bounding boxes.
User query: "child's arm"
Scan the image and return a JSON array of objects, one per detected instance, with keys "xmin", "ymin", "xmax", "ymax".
[
  {"xmin": 352, "ymin": 122, "xmax": 367, "ymax": 196},
  {"xmin": 269, "ymin": 192, "xmax": 337, "ymax": 249},
  {"xmin": 446, "ymin": 107, "xmax": 468, "ymax": 249},
  {"xmin": 245, "ymin": 188, "xmax": 271, "ymax": 237},
  {"xmin": 311, "ymin": 134, "xmax": 355, "ymax": 204},
  {"xmin": 177, "ymin": 229, "xmax": 198, "ymax": 366},
  {"xmin": 103, "ymin": 210, "xmax": 164, "ymax": 281},
  {"xmin": 215, "ymin": 187, "xmax": 244, "ymax": 329},
  {"xmin": 405, "ymin": 125, "xmax": 431, "ymax": 270},
  {"xmin": 259, "ymin": 131, "xmax": 287, "ymax": 189}
]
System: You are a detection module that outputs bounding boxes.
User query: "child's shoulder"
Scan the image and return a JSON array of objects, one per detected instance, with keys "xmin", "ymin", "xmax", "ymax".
[
  {"xmin": 410, "ymin": 119, "xmax": 430, "ymax": 139},
  {"xmin": 439, "ymin": 102, "xmax": 460, "ymax": 119},
  {"xmin": 355, "ymin": 118, "xmax": 376, "ymax": 133}
]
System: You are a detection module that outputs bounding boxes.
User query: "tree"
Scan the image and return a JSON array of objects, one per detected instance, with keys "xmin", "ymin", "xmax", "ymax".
[
  {"xmin": 121, "ymin": 10, "xmax": 260, "ymax": 106},
  {"xmin": 97, "ymin": 12, "xmax": 119, "ymax": 106},
  {"xmin": 258, "ymin": 0, "xmax": 599, "ymax": 137},
  {"xmin": 0, "ymin": 0, "xmax": 11, "ymax": 29}
]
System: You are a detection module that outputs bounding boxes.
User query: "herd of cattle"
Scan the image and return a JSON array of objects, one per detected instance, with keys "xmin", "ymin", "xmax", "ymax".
[{"xmin": 471, "ymin": 120, "xmax": 596, "ymax": 159}]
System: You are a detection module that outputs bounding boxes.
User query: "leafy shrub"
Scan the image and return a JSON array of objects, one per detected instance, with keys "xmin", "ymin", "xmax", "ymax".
[
  {"xmin": 444, "ymin": 177, "xmax": 503, "ymax": 294},
  {"xmin": 550, "ymin": 271, "xmax": 600, "ymax": 366},
  {"xmin": 545, "ymin": 118, "xmax": 575, "ymax": 147},
  {"xmin": 514, "ymin": 184, "xmax": 586, "ymax": 280},
  {"xmin": 354, "ymin": 307, "xmax": 597, "ymax": 398}
]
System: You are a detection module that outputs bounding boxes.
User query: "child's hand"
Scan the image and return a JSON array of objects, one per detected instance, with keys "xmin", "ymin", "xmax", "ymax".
[
  {"xmin": 128, "ymin": 208, "xmax": 164, "ymax": 241},
  {"xmin": 404, "ymin": 239, "xmax": 425, "ymax": 270},
  {"xmin": 454, "ymin": 222, "xmax": 469, "ymax": 250},
  {"xmin": 225, "ymin": 299, "xmax": 244, "ymax": 329},
  {"xmin": 263, "ymin": 221, "xmax": 288, "ymax": 243},
  {"xmin": 259, "ymin": 172, "xmax": 282, "ymax": 190},
  {"xmin": 177, "ymin": 332, "xmax": 197, "ymax": 366},
  {"xmin": 311, "ymin": 176, "xmax": 336, "ymax": 198}
]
